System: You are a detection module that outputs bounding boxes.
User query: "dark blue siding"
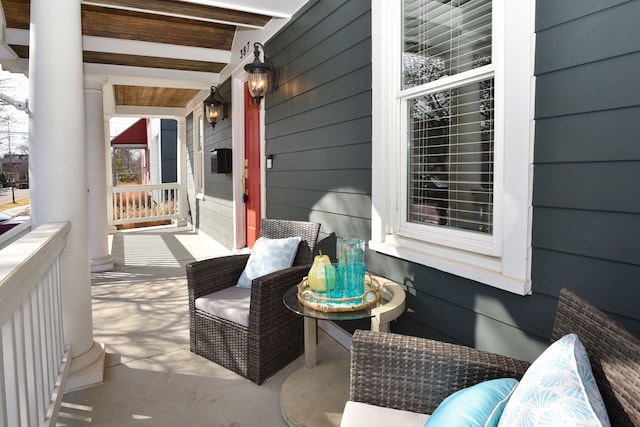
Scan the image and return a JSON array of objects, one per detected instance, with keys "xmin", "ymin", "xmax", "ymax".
[{"xmin": 532, "ymin": 0, "xmax": 640, "ymax": 335}]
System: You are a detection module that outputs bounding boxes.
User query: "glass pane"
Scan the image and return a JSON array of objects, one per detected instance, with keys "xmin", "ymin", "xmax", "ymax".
[
  {"xmin": 407, "ymin": 78, "xmax": 494, "ymax": 233},
  {"xmin": 403, "ymin": 0, "xmax": 492, "ymax": 89}
]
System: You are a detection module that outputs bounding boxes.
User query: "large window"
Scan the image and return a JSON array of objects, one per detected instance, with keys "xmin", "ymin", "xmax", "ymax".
[
  {"xmin": 371, "ymin": 0, "xmax": 534, "ymax": 294},
  {"xmin": 404, "ymin": 1, "xmax": 494, "ymax": 234}
]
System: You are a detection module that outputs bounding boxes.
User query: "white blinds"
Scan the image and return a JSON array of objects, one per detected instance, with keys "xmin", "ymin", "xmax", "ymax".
[
  {"xmin": 403, "ymin": 0, "xmax": 494, "ymax": 234},
  {"xmin": 403, "ymin": 0, "xmax": 492, "ymax": 89}
]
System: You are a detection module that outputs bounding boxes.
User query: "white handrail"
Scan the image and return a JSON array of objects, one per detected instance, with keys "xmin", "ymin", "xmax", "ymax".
[
  {"xmin": 111, "ymin": 183, "xmax": 179, "ymax": 226},
  {"xmin": 0, "ymin": 222, "xmax": 71, "ymax": 427}
]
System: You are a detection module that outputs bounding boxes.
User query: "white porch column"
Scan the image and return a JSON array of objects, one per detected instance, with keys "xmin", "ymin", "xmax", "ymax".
[
  {"xmin": 28, "ymin": 0, "xmax": 105, "ymax": 391},
  {"xmin": 176, "ymin": 118, "xmax": 188, "ymax": 226},
  {"xmin": 85, "ymin": 75, "xmax": 113, "ymax": 272},
  {"xmin": 105, "ymin": 117, "xmax": 116, "ymax": 231}
]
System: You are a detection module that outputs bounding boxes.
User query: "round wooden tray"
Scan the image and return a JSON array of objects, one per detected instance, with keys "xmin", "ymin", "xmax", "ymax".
[{"xmin": 297, "ymin": 273, "xmax": 382, "ymax": 312}]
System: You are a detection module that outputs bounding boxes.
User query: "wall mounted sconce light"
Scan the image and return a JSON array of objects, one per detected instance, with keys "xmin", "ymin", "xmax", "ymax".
[
  {"xmin": 244, "ymin": 42, "xmax": 278, "ymax": 106},
  {"xmin": 266, "ymin": 154, "xmax": 274, "ymax": 169},
  {"xmin": 203, "ymin": 86, "xmax": 227, "ymax": 129}
]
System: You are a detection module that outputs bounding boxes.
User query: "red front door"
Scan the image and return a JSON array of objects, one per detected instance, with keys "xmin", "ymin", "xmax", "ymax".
[{"xmin": 244, "ymin": 82, "xmax": 261, "ymax": 247}]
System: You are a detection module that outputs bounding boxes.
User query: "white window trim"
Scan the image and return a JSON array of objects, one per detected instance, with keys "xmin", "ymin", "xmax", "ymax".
[
  {"xmin": 371, "ymin": 0, "xmax": 535, "ymax": 295},
  {"xmin": 194, "ymin": 112, "xmax": 205, "ymax": 199}
]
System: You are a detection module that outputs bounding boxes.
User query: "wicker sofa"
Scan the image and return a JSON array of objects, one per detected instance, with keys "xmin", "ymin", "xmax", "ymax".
[
  {"xmin": 186, "ymin": 218, "xmax": 320, "ymax": 384},
  {"xmin": 341, "ymin": 288, "xmax": 640, "ymax": 426}
]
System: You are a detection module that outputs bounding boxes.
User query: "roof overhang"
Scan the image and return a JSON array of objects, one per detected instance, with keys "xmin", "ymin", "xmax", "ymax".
[{"xmin": 0, "ymin": 0, "xmax": 312, "ymax": 118}]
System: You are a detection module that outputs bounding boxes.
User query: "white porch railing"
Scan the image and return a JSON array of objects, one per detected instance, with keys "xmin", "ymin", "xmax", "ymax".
[
  {"xmin": 0, "ymin": 222, "xmax": 71, "ymax": 427},
  {"xmin": 111, "ymin": 183, "xmax": 179, "ymax": 226}
]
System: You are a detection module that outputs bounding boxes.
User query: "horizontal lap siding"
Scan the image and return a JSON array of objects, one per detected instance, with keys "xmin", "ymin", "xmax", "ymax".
[
  {"xmin": 259, "ymin": 0, "xmax": 640, "ymax": 361},
  {"xmin": 533, "ymin": 0, "xmax": 640, "ymax": 336},
  {"xmin": 194, "ymin": 81, "xmax": 235, "ymax": 248},
  {"xmin": 264, "ymin": 0, "xmax": 372, "ymax": 253}
]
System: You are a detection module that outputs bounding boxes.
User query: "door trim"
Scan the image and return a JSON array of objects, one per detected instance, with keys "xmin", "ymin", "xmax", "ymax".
[{"xmin": 232, "ymin": 76, "xmax": 267, "ymax": 251}]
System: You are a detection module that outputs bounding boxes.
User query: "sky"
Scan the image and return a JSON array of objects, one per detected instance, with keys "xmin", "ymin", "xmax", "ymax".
[
  {"xmin": 0, "ymin": 68, "xmax": 29, "ymax": 154},
  {"xmin": 0, "ymin": 66, "xmax": 140, "ymax": 153}
]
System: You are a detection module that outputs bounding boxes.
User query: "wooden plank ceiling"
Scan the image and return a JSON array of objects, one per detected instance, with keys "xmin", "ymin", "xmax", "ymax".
[{"xmin": 0, "ymin": 0, "xmax": 274, "ymax": 109}]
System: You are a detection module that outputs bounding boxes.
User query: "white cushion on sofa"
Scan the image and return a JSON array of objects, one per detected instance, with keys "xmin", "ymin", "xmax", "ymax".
[
  {"xmin": 340, "ymin": 401, "xmax": 429, "ymax": 427},
  {"xmin": 195, "ymin": 286, "xmax": 251, "ymax": 327}
]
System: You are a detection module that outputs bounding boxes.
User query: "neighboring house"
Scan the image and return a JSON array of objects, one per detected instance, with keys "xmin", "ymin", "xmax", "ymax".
[
  {"xmin": 111, "ymin": 118, "xmax": 150, "ymax": 185},
  {"xmin": 149, "ymin": 119, "xmax": 178, "ymax": 185},
  {"xmin": 111, "ymin": 118, "xmax": 178, "ymax": 186},
  {"xmin": 0, "ymin": 153, "xmax": 28, "ymax": 187},
  {"xmin": 185, "ymin": 0, "xmax": 640, "ymax": 362}
]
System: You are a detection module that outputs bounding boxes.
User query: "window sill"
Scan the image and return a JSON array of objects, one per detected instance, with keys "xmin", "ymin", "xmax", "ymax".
[
  {"xmin": 196, "ymin": 193, "xmax": 205, "ymax": 201},
  {"xmin": 369, "ymin": 235, "xmax": 531, "ymax": 296}
]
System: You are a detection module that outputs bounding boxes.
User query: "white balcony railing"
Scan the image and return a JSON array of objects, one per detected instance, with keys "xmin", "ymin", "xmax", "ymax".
[
  {"xmin": 0, "ymin": 222, "xmax": 71, "ymax": 427},
  {"xmin": 111, "ymin": 183, "xmax": 179, "ymax": 226}
]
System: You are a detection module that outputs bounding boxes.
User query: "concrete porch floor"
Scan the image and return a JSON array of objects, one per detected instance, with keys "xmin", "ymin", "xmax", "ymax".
[{"xmin": 57, "ymin": 225, "xmax": 349, "ymax": 427}]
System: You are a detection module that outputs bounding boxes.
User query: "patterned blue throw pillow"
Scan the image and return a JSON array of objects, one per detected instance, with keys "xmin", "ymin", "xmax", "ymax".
[
  {"xmin": 497, "ymin": 333, "xmax": 610, "ymax": 427},
  {"xmin": 236, "ymin": 236, "xmax": 302, "ymax": 288}
]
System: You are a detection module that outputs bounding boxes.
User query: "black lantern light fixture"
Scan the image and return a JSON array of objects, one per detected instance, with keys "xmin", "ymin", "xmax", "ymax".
[
  {"xmin": 203, "ymin": 85, "xmax": 227, "ymax": 129},
  {"xmin": 244, "ymin": 42, "xmax": 278, "ymax": 106}
]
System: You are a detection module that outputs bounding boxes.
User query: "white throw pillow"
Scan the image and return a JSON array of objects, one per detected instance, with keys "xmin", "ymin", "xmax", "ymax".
[
  {"xmin": 236, "ymin": 236, "xmax": 302, "ymax": 288},
  {"xmin": 497, "ymin": 333, "xmax": 610, "ymax": 426}
]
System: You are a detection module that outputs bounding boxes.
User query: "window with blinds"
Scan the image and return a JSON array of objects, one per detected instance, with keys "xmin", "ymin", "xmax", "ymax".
[{"xmin": 402, "ymin": 0, "xmax": 494, "ymax": 234}]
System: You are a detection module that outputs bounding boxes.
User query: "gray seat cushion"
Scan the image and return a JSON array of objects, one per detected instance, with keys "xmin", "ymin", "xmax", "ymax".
[{"xmin": 195, "ymin": 286, "xmax": 251, "ymax": 327}]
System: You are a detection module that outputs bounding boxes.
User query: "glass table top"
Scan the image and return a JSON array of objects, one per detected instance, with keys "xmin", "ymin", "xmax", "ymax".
[{"xmin": 283, "ymin": 284, "xmax": 392, "ymax": 322}]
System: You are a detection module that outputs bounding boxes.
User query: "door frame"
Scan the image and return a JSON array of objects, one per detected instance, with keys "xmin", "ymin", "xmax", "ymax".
[{"xmin": 232, "ymin": 76, "xmax": 267, "ymax": 250}]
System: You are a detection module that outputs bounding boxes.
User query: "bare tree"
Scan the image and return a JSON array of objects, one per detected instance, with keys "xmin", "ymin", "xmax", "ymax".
[{"xmin": 0, "ymin": 71, "xmax": 29, "ymax": 202}]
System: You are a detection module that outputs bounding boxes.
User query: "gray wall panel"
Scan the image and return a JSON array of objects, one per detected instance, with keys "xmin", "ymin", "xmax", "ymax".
[
  {"xmin": 536, "ymin": 52, "xmax": 640, "ymax": 118},
  {"xmin": 269, "ymin": 116, "xmax": 371, "ymax": 154},
  {"xmin": 533, "ymin": 207, "xmax": 640, "ymax": 266},
  {"xmin": 536, "ymin": 1, "xmax": 640, "ymax": 74},
  {"xmin": 535, "ymin": 0, "xmax": 629, "ymax": 31},
  {"xmin": 267, "ymin": 91, "xmax": 371, "ymax": 139},
  {"xmin": 532, "ymin": 248, "xmax": 640, "ymax": 320},
  {"xmin": 534, "ymin": 162, "xmax": 640, "ymax": 213},
  {"xmin": 267, "ymin": 169, "xmax": 371, "ymax": 194},
  {"xmin": 192, "ymin": 80, "xmax": 234, "ymax": 248},
  {"xmin": 535, "ymin": 107, "xmax": 640, "ymax": 163},
  {"xmin": 533, "ymin": 0, "xmax": 640, "ymax": 340}
]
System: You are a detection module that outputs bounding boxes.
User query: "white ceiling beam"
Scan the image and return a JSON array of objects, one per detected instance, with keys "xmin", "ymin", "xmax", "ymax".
[
  {"xmin": 83, "ymin": 36, "xmax": 232, "ymax": 63},
  {"xmin": 4, "ymin": 29, "xmax": 29, "ymax": 45},
  {"xmin": 180, "ymin": 0, "xmax": 294, "ymax": 19},
  {"xmin": 5, "ymin": 29, "xmax": 232, "ymax": 64},
  {"xmin": 84, "ymin": 63, "xmax": 218, "ymax": 86},
  {"xmin": 114, "ymin": 105, "xmax": 187, "ymax": 118}
]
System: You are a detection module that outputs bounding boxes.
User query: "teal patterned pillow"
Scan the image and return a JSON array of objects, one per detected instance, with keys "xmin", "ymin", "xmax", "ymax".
[
  {"xmin": 497, "ymin": 333, "xmax": 610, "ymax": 427},
  {"xmin": 236, "ymin": 236, "xmax": 301, "ymax": 288}
]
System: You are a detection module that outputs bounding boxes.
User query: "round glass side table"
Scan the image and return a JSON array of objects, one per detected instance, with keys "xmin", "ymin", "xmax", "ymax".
[{"xmin": 280, "ymin": 276, "xmax": 406, "ymax": 427}]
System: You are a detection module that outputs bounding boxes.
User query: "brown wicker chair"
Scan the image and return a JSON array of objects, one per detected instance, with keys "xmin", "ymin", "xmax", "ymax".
[
  {"xmin": 187, "ymin": 218, "xmax": 320, "ymax": 384},
  {"xmin": 348, "ymin": 288, "xmax": 640, "ymax": 426}
]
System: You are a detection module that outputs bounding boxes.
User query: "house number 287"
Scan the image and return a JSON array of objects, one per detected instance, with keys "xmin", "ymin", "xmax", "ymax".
[{"xmin": 240, "ymin": 42, "xmax": 250, "ymax": 59}]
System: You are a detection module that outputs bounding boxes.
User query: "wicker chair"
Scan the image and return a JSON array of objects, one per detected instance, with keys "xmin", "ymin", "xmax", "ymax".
[
  {"xmin": 187, "ymin": 218, "xmax": 320, "ymax": 384},
  {"xmin": 347, "ymin": 288, "xmax": 640, "ymax": 426}
]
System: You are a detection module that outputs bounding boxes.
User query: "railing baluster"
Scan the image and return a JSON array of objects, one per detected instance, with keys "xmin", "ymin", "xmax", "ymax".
[
  {"xmin": 30, "ymin": 289, "xmax": 45, "ymax": 424},
  {"xmin": 110, "ymin": 184, "xmax": 180, "ymax": 226},
  {"xmin": 1, "ymin": 223, "xmax": 71, "ymax": 427},
  {"xmin": 2, "ymin": 319, "xmax": 19, "ymax": 425},
  {"xmin": 23, "ymin": 298, "xmax": 39, "ymax": 424},
  {"xmin": 0, "ymin": 335, "xmax": 7, "ymax": 427}
]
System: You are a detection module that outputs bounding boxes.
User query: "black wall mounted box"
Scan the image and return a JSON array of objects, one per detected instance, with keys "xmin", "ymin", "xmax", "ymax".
[{"xmin": 211, "ymin": 148, "xmax": 232, "ymax": 174}]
